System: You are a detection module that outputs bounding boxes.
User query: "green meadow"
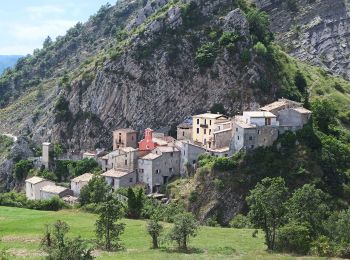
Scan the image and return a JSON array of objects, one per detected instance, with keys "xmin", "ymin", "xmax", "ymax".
[{"xmin": 0, "ymin": 206, "xmax": 328, "ymax": 259}]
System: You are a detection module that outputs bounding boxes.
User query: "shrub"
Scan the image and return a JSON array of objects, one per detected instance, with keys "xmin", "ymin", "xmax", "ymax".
[
  {"xmin": 310, "ymin": 236, "xmax": 335, "ymax": 257},
  {"xmin": 13, "ymin": 160, "xmax": 33, "ymax": 181},
  {"xmin": 189, "ymin": 190, "xmax": 198, "ymax": 203},
  {"xmin": 213, "ymin": 178, "xmax": 225, "ymax": 191},
  {"xmin": 253, "ymin": 42, "xmax": 267, "ymax": 56},
  {"xmin": 219, "ymin": 32, "xmax": 240, "ymax": 47},
  {"xmin": 230, "ymin": 214, "xmax": 252, "ymax": 229},
  {"xmin": 195, "ymin": 42, "xmax": 219, "ymax": 68},
  {"xmin": 213, "ymin": 157, "xmax": 236, "ymax": 171},
  {"xmin": 240, "ymin": 49, "xmax": 251, "ymax": 63},
  {"xmin": 275, "ymin": 222, "xmax": 312, "ymax": 254}
]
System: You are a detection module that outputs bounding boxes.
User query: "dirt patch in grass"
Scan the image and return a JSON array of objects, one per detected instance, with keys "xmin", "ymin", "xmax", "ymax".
[
  {"xmin": 7, "ymin": 248, "xmax": 46, "ymax": 257},
  {"xmin": 2, "ymin": 235, "xmax": 40, "ymax": 243}
]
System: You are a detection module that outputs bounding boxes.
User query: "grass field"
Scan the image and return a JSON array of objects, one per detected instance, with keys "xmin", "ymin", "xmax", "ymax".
[{"xmin": 0, "ymin": 206, "xmax": 327, "ymax": 259}]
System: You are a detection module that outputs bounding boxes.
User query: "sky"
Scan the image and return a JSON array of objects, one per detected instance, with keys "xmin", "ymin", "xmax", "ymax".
[{"xmin": 0, "ymin": 0, "xmax": 112, "ymax": 55}]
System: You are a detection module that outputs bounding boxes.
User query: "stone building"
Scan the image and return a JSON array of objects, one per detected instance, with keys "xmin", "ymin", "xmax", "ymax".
[
  {"xmin": 138, "ymin": 146, "xmax": 180, "ymax": 193},
  {"xmin": 192, "ymin": 113, "xmax": 228, "ymax": 149},
  {"xmin": 177, "ymin": 123, "xmax": 192, "ymax": 141},
  {"xmin": 42, "ymin": 142, "xmax": 52, "ymax": 169},
  {"xmin": 71, "ymin": 173, "xmax": 93, "ymax": 196},
  {"xmin": 40, "ymin": 185, "xmax": 73, "ymax": 200},
  {"xmin": 25, "ymin": 177, "xmax": 55, "ymax": 200},
  {"xmin": 260, "ymin": 98, "xmax": 302, "ymax": 115},
  {"xmin": 113, "ymin": 128, "xmax": 137, "ymax": 150},
  {"xmin": 101, "ymin": 169, "xmax": 136, "ymax": 190}
]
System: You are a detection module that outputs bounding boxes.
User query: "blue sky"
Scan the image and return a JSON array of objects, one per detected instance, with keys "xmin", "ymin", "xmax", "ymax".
[{"xmin": 0, "ymin": 0, "xmax": 112, "ymax": 55}]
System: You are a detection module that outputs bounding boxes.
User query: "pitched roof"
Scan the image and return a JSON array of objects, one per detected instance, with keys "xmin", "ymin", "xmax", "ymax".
[
  {"xmin": 101, "ymin": 169, "xmax": 134, "ymax": 178},
  {"xmin": 140, "ymin": 153, "xmax": 162, "ymax": 160},
  {"xmin": 71, "ymin": 173, "xmax": 93, "ymax": 183},
  {"xmin": 40, "ymin": 185, "xmax": 69, "ymax": 194},
  {"xmin": 113, "ymin": 128, "xmax": 137, "ymax": 134},
  {"xmin": 152, "ymin": 138, "xmax": 168, "ymax": 146},
  {"xmin": 234, "ymin": 118, "xmax": 256, "ymax": 129},
  {"xmin": 192, "ymin": 113, "xmax": 226, "ymax": 119},
  {"xmin": 26, "ymin": 176, "xmax": 49, "ymax": 184},
  {"xmin": 120, "ymin": 147, "xmax": 137, "ymax": 153},
  {"xmin": 177, "ymin": 123, "xmax": 192, "ymax": 129},
  {"xmin": 260, "ymin": 99, "xmax": 301, "ymax": 112},
  {"xmin": 156, "ymin": 146, "xmax": 179, "ymax": 153},
  {"xmin": 292, "ymin": 107, "xmax": 312, "ymax": 114},
  {"xmin": 243, "ymin": 111, "xmax": 276, "ymax": 118}
]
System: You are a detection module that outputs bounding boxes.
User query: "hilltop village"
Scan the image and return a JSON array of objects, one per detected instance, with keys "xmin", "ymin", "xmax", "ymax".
[{"xmin": 25, "ymin": 98, "xmax": 311, "ymax": 201}]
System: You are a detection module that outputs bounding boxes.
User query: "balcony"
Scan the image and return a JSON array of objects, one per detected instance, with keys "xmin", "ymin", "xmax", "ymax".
[{"xmin": 200, "ymin": 124, "xmax": 208, "ymax": 128}]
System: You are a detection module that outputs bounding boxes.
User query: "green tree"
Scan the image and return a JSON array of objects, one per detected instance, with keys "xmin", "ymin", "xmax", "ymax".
[
  {"xmin": 246, "ymin": 177, "xmax": 288, "ymax": 250},
  {"xmin": 43, "ymin": 36, "xmax": 53, "ymax": 48},
  {"xmin": 127, "ymin": 187, "xmax": 144, "ymax": 219},
  {"xmin": 41, "ymin": 220, "xmax": 93, "ymax": 259},
  {"xmin": 294, "ymin": 70, "xmax": 307, "ymax": 94},
  {"xmin": 325, "ymin": 208, "xmax": 350, "ymax": 244},
  {"xmin": 95, "ymin": 195, "xmax": 125, "ymax": 251},
  {"xmin": 169, "ymin": 212, "xmax": 199, "ymax": 251},
  {"xmin": 147, "ymin": 215, "xmax": 163, "ymax": 249},
  {"xmin": 246, "ymin": 9, "xmax": 272, "ymax": 44},
  {"xmin": 195, "ymin": 42, "xmax": 218, "ymax": 68},
  {"xmin": 286, "ymin": 184, "xmax": 329, "ymax": 237},
  {"xmin": 71, "ymin": 158, "xmax": 100, "ymax": 177},
  {"xmin": 53, "ymin": 143, "xmax": 64, "ymax": 159},
  {"xmin": 79, "ymin": 176, "xmax": 110, "ymax": 206},
  {"xmin": 210, "ymin": 103, "xmax": 226, "ymax": 115},
  {"xmin": 311, "ymin": 99, "xmax": 337, "ymax": 134},
  {"xmin": 13, "ymin": 160, "xmax": 33, "ymax": 180}
]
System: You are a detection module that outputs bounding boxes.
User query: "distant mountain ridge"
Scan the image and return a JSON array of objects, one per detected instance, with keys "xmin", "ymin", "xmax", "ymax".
[{"xmin": 0, "ymin": 55, "xmax": 23, "ymax": 74}]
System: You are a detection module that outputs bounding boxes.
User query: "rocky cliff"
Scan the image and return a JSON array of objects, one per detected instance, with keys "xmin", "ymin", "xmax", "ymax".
[{"xmin": 254, "ymin": 0, "xmax": 350, "ymax": 79}]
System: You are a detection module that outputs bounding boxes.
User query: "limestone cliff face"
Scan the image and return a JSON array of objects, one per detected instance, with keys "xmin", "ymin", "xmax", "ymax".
[
  {"xmin": 26, "ymin": 0, "xmax": 280, "ymax": 150},
  {"xmin": 254, "ymin": 0, "xmax": 350, "ymax": 79}
]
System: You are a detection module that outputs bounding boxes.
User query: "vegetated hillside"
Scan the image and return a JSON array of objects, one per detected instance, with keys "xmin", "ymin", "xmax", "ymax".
[
  {"xmin": 0, "ymin": 0, "xmax": 349, "ymax": 152},
  {"xmin": 0, "ymin": 206, "xmax": 322, "ymax": 259},
  {"xmin": 0, "ymin": 55, "xmax": 23, "ymax": 74},
  {"xmin": 253, "ymin": 0, "xmax": 350, "ymax": 80}
]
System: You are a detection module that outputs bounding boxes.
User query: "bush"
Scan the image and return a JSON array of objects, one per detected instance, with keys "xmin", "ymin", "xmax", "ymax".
[
  {"xmin": 310, "ymin": 236, "xmax": 335, "ymax": 257},
  {"xmin": 275, "ymin": 222, "xmax": 312, "ymax": 254},
  {"xmin": 13, "ymin": 160, "xmax": 33, "ymax": 181},
  {"xmin": 240, "ymin": 49, "xmax": 251, "ymax": 63},
  {"xmin": 219, "ymin": 32, "xmax": 240, "ymax": 47},
  {"xmin": 189, "ymin": 190, "xmax": 198, "ymax": 203},
  {"xmin": 195, "ymin": 42, "xmax": 219, "ymax": 68},
  {"xmin": 230, "ymin": 214, "xmax": 252, "ymax": 229},
  {"xmin": 213, "ymin": 157, "xmax": 236, "ymax": 171},
  {"xmin": 253, "ymin": 42, "xmax": 267, "ymax": 56}
]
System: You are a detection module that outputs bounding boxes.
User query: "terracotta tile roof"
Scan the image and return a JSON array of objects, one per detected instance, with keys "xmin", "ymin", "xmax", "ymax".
[
  {"xmin": 292, "ymin": 107, "xmax": 312, "ymax": 114},
  {"xmin": 71, "ymin": 173, "xmax": 93, "ymax": 183},
  {"xmin": 113, "ymin": 128, "xmax": 137, "ymax": 133},
  {"xmin": 101, "ymin": 169, "xmax": 133, "ymax": 178},
  {"xmin": 140, "ymin": 153, "xmax": 162, "ymax": 160},
  {"xmin": 260, "ymin": 99, "xmax": 301, "ymax": 112},
  {"xmin": 26, "ymin": 176, "xmax": 50, "ymax": 184},
  {"xmin": 243, "ymin": 111, "xmax": 276, "ymax": 118},
  {"xmin": 40, "ymin": 185, "xmax": 70, "ymax": 194}
]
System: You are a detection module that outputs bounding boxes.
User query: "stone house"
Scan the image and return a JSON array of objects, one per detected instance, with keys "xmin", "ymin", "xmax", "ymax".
[
  {"xmin": 101, "ymin": 169, "xmax": 136, "ymax": 191},
  {"xmin": 231, "ymin": 112, "xmax": 279, "ymax": 152},
  {"xmin": 138, "ymin": 146, "xmax": 180, "ymax": 193},
  {"xmin": 192, "ymin": 113, "xmax": 228, "ymax": 149},
  {"xmin": 40, "ymin": 185, "xmax": 73, "ymax": 200},
  {"xmin": 113, "ymin": 128, "xmax": 137, "ymax": 150},
  {"xmin": 25, "ymin": 176, "xmax": 55, "ymax": 200},
  {"xmin": 260, "ymin": 98, "xmax": 302, "ymax": 115},
  {"xmin": 177, "ymin": 123, "xmax": 192, "ymax": 141},
  {"xmin": 70, "ymin": 173, "xmax": 93, "ymax": 196}
]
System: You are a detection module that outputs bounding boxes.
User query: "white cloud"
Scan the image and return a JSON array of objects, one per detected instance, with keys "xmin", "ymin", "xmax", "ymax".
[{"xmin": 26, "ymin": 5, "xmax": 65, "ymax": 20}]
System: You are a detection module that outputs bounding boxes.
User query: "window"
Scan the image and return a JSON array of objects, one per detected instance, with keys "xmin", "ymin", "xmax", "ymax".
[
  {"xmin": 265, "ymin": 118, "xmax": 271, "ymax": 125},
  {"xmin": 169, "ymin": 168, "xmax": 173, "ymax": 173},
  {"xmin": 251, "ymin": 145, "xmax": 254, "ymax": 149},
  {"xmin": 204, "ymin": 129, "xmax": 206, "ymax": 134},
  {"xmin": 249, "ymin": 136, "xmax": 253, "ymax": 141},
  {"xmin": 258, "ymin": 130, "xmax": 260, "ymax": 135},
  {"xmin": 129, "ymin": 178, "xmax": 133, "ymax": 183},
  {"xmin": 192, "ymin": 160, "xmax": 196, "ymax": 164},
  {"xmin": 197, "ymin": 119, "xmax": 199, "ymax": 124},
  {"xmin": 236, "ymin": 128, "xmax": 238, "ymax": 132},
  {"xmin": 210, "ymin": 120, "xmax": 212, "ymax": 125},
  {"xmin": 182, "ymin": 131, "xmax": 185, "ymax": 136},
  {"xmin": 204, "ymin": 119, "xmax": 207, "ymax": 125},
  {"xmin": 237, "ymin": 136, "xmax": 240, "ymax": 140},
  {"xmin": 197, "ymin": 128, "xmax": 199, "ymax": 134},
  {"xmin": 209, "ymin": 129, "xmax": 211, "ymax": 134},
  {"xmin": 170, "ymin": 152, "xmax": 173, "ymax": 157},
  {"xmin": 155, "ymin": 169, "xmax": 160, "ymax": 174},
  {"xmin": 125, "ymin": 160, "xmax": 127, "ymax": 165}
]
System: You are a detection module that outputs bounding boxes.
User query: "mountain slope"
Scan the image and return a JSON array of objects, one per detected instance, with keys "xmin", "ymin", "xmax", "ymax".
[
  {"xmin": 254, "ymin": 0, "xmax": 350, "ymax": 80},
  {"xmin": 0, "ymin": 0, "xmax": 349, "ymax": 152}
]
